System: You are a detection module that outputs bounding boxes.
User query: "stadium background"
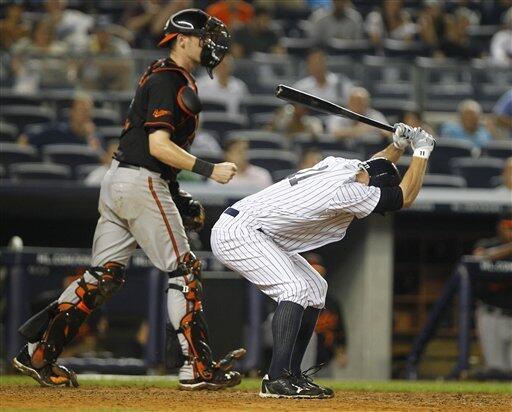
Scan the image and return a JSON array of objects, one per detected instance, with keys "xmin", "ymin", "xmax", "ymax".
[{"xmin": 0, "ymin": 0, "xmax": 511, "ymax": 387}]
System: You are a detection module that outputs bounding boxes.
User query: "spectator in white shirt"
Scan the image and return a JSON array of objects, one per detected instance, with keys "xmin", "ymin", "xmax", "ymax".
[
  {"xmin": 293, "ymin": 49, "xmax": 353, "ymax": 105},
  {"xmin": 327, "ymin": 87, "xmax": 390, "ymax": 140},
  {"xmin": 85, "ymin": 139, "xmax": 119, "ymax": 186},
  {"xmin": 490, "ymin": 7, "xmax": 512, "ymax": 65},
  {"xmin": 196, "ymin": 55, "xmax": 249, "ymax": 115},
  {"xmin": 211, "ymin": 139, "xmax": 272, "ymax": 188}
]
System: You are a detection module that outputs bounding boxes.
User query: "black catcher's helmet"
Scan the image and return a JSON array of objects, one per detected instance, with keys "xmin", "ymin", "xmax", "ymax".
[
  {"xmin": 158, "ymin": 8, "xmax": 230, "ymax": 78},
  {"xmin": 360, "ymin": 157, "xmax": 401, "ymax": 188}
]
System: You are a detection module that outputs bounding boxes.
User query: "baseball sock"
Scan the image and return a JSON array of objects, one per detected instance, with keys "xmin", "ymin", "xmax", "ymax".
[
  {"xmin": 290, "ymin": 306, "xmax": 321, "ymax": 375},
  {"xmin": 267, "ymin": 300, "xmax": 304, "ymax": 381}
]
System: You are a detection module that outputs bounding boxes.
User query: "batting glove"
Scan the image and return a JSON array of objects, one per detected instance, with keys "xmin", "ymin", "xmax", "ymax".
[
  {"xmin": 392, "ymin": 123, "xmax": 415, "ymax": 150},
  {"xmin": 411, "ymin": 128, "xmax": 436, "ymax": 159}
]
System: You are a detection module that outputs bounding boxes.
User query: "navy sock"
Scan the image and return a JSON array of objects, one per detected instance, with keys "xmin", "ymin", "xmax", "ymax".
[
  {"xmin": 267, "ymin": 301, "xmax": 304, "ymax": 380},
  {"xmin": 290, "ymin": 306, "xmax": 321, "ymax": 375}
]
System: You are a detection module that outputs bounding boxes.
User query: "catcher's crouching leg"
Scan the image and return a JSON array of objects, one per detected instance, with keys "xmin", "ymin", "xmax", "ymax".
[
  {"xmin": 166, "ymin": 252, "xmax": 246, "ymax": 390},
  {"xmin": 13, "ymin": 262, "xmax": 125, "ymax": 387}
]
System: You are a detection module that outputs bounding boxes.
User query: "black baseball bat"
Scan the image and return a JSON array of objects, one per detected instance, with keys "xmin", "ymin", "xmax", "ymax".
[{"xmin": 274, "ymin": 84, "xmax": 395, "ymax": 133}]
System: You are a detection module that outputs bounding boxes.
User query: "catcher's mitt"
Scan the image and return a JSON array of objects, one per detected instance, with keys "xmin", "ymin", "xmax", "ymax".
[{"xmin": 171, "ymin": 186, "xmax": 205, "ymax": 232}]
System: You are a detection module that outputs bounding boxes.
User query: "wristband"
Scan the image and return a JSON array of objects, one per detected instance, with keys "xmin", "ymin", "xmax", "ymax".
[
  {"xmin": 413, "ymin": 148, "xmax": 431, "ymax": 159},
  {"xmin": 192, "ymin": 158, "xmax": 214, "ymax": 177}
]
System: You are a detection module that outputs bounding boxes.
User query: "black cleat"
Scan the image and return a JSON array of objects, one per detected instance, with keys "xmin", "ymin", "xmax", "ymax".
[
  {"xmin": 295, "ymin": 373, "xmax": 334, "ymax": 398},
  {"xmin": 12, "ymin": 344, "xmax": 79, "ymax": 388},
  {"xmin": 259, "ymin": 372, "xmax": 325, "ymax": 399},
  {"xmin": 178, "ymin": 370, "xmax": 242, "ymax": 390}
]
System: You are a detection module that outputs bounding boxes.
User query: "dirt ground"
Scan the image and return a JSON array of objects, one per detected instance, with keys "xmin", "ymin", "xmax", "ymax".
[{"xmin": 2, "ymin": 386, "xmax": 511, "ymax": 412}]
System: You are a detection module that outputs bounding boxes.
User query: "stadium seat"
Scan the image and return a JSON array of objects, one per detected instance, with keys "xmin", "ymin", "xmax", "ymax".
[
  {"xmin": 0, "ymin": 164, "xmax": 5, "ymax": 179},
  {"xmin": 200, "ymin": 112, "xmax": 249, "ymax": 137},
  {"xmin": 0, "ymin": 143, "xmax": 38, "ymax": 166},
  {"xmin": 1, "ymin": 105, "xmax": 55, "ymax": 130},
  {"xmin": 450, "ymin": 157, "xmax": 505, "ymax": 188},
  {"xmin": 355, "ymin": 135, "xmax": 389, "ymax": 159},
  {"xmin": 480, "ymin": 140, "xmax": 512, "ymax": 159},
  {"xmin": 43, "ymin": 144, "xmax": 101, "ymax": 170},
  {"xmin": 10, "ymin": 163, "xmax": 72, "ymax": 181},
  {"xmin": 201, "ymin": 99, "xmax": 229, "ymax": 112},
  {"xmin": 97, "ymin": 126, "xmax": 123, "ymax": 142},
  {"xmin": 422, "ymin": 174, "xmax": 467, "ymax": 188},
  {"xmin": 189, "ymin": 149, "xmax": 223, "ymax": 164},
  {"xmin": 0, "ymin": 122, "xmax": 19, "ymax": 142},
  {"xmin": 383, "ymin": 39, "xmax": 429, "ymax": 59},
  {"xmin": 0, "ymin": 90, "xmax": 42, "ymax": 106},
  {"xmin": 428, "ymin": 138, "xmax": 475, "ymax": 174},
  {"xmin": 62, "ymin": 108, "xmax": 120, "ymax": 126},
  {"xmin": 251, "ymin": 113, "xmax": 274, "ymax": 128},
  {"xmin": 248, "ymin": 149, "xmax": 298, "ymax": 172},
  {"xmin": 75, "ymin": 164, "xmax": 101, "ymax": 181},
  {"xmin": 225, "ymin": 130, "xmax": 286, "ymax": 150},
  {"xmin": 294, "ymin": 133, "xmax": 351, "ymax": 153},
  {"xmin": 326, "ymin": 39, "xmax": 374, "ymax": 58},
  {"xmin": 240, "ymin": 95, "xmax": 283, "ymax": 117},
  {"xmin": 279, "ymin": 37, "xmax": 315, "ymax": 57},
  {"xmin": 271, "ymin": 168, "xmax": 294, "ymax": 183}
]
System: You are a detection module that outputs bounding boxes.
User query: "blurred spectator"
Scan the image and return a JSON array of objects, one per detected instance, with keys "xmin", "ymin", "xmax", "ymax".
[
  {"xmin": 210, "ymin": 139, "xmax": 272, "ymax": 188},
  {"xmin": 44, "ymin": 0, "xmax": 93, "ymax": 52},
  {"xmin": 301, "ymin": 253, "xmax": 347, "ymax": 374},
  {"xmin": 440, "ymin": 7, "xmax": 481, "ymax": 59},
  {"xmin": 267, "ymin": 104, "xmax": 323, "ymax": 139},
  {"xmin": 308, "ymin": 0, "xmax": 364, "ymax": 45},
  {"xmin": 440, "ymin": 100, "xmax": 493, "ymax": 148},
  {"xmin": 298, "ymin": 148, "xmax": 323, "ymax": 170},
  {"xmin": 206, "ymin": 0, "xmax": 254, "ymax": 28},
  {"xmin": 327, "ymin": 87, "xmax": 389, "ymax": 140},
  {"xmin": 85, "ymin": 139, "xmax": 119, "ymax": 186},
  {"xmin": 0, "ymin": 3, "xmax": 29, "ymax": 50},
  {"xmin": 495, "ymin": 157, "xmax": 512, "ymax": 192},
  {"xmin": 472, "ymin": 210, "xmax": 512, "ymax": 381},
  {"xmin": 121, "ymin": 0, "xmax": 164, "ymax": 49},
  {"xmin": 401, "ymin": 110, "xmax": 435, "ymax": 135},
  {"xmin": 293, "ymin": 49, "xmax": 353, "ymax": 104},
  {"xmin": 489, "ymin": 89, "xmax": 512, "ymax": 140},
  {"xmin": 418, "ymin": 0, "xmax": 447, "ymax": 56},
  {"xmin": 231, "ymin": 6, "xmax": 284, "ymax": 57},
  {"xmin": 11, "ymin": 18, "xmax": 69, "ymax": 93},
  {"xmin": 18, "ymin": 92, "xmax": 103, "ymax": 151},
  {"xmin": 79, "ymin": 17, "xmax": 133, "ymax": 92},
  {"xmin": 365, "ymin": 0, "xmax": 416, "ymax": 48},
  {"xmin": 196, "ymin": 55, "xmax": 249, "ymax": 114},
  {"xmin": 490, "ymin": 7, "xmax": 512, "ymax": 66}
]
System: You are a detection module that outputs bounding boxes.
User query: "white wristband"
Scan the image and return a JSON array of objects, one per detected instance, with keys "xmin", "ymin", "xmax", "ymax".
[{"xmin": 413, "ymin": 148, "xmax": 431, "ymax": 159}]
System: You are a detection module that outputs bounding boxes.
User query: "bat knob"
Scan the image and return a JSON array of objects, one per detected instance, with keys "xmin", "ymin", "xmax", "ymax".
[{"xmin": 275, "ymin": 84, "xmax": 284, "ymax": 97}]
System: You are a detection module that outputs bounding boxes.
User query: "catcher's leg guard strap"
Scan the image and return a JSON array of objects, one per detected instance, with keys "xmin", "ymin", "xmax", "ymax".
[{"xmin": 24, "ymin": 263, "xmax": 125, "ymax": 368}]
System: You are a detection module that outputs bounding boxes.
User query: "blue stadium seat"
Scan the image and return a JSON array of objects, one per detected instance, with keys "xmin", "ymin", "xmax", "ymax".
[
  {"xmin": 225, "ymin": 130, "xmax": 286, "ymax": 150},
  {"xmin": 62, "ymin": 108, "xmax": 120, "ymax": 126},
  {"xmin": 240, "ymin": 95, "xmax": 283, "ymax": 117},
  {"xmin": 248, "ymin": 149, "xmax": 298, "ymax": 172},
  {"xmin": 355, "ymin": 135, "xmax": 389, "ymax": 159},
  {"xmin": 97, "ymin": 126, "xmax": 123, "ymax": 142},
  {"xmin": 323, "ymin": 150, "xmax": 364, "ymax": 160},
  {"xmin": 188, "ymin": 149, "xmax": 223, "ymax": 164},
  {"xmin": 422, "ymin": 174, "xmax": 467, "ymax": 188},
  {"xmin": 200, "ymin": 112, "xmax": 249, "ymax": 137},
  {"xmin": 0, "ymin": 90, "xmax": 42, "ymax": 106},
  {"xmin": 0, "ymin": 143, "xmax": 38, "ymax": 166},
  {"xmin": 43, "ymin": 144, "xmax": 101, "ymax": 170},
  {"xmin": 326, "ymin": 39, "xmax": 374, "ymax": 58},
  {"xmin": 481, "ymin": 140, "xmax": 512, "ymax": 160},
  {"xmin": 383, "ymin": 39, "xmax": 429, "ymax": 59},
  {"xmin": 396, "ymin": 155, "xmax": 412, "ymax": 176},
  {"xmin": 0, "ymin": 122, "xmax": 19, "ymax": 142},
  {"xmin": 201, "ymin": 99, "xmax": 229, "ymax": 112},
  {"xmin": 75, "ymin": 164, "xmax": 101, "ymax": 181},
  {"xmin": 10, "ymin": 163, "xmax": 72, "ymax": 181},
  {"xmin": 294, "ymin": 133, "xmax": 351, "ymax": 153},
  {"xmin": 280, "ymin": 37, "xmax": 315, "ymax": 57},
  {"xmin": 1, "ymin": 105, "xmax": 56, "ymax": 130},
  {"xmin": 251, "ymin": 113, "xmax": 274, "ymax": 129},
  {"xmin": 428, "ymin": 138, "xmax": 475, "ymax": 174},
  {"xmin": 450, "ymin": 157, "xmax": 505, "ymax": 188}
]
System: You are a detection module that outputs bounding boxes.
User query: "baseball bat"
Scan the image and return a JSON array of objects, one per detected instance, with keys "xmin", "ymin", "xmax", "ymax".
[{"xmin": 274, "ymin": 84, "xmax": 395, "ymax": 133}]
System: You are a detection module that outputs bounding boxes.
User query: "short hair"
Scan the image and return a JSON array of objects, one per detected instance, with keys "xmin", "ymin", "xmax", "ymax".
[
  {"xmin": 458, "ymin": 99, "xmax": 482, "ymax": 114},
  {"xmin": 223, "ymin": 137, "xmax": 247, "ymax": 152}
]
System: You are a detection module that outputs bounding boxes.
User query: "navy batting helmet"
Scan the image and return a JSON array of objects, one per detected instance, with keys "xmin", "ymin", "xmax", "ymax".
[{"xmin": 360, "ymin": 157, "xmax": 401, "ymax": 188}]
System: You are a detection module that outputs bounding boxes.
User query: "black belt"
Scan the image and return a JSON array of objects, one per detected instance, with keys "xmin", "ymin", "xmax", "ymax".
[
  {"xmin": 223, "ymin": 207, "xmax": 265, "ymax": 234},
  {"xmin": 117, "ymin": 161, "xmax": 163, "ymax": 178}
]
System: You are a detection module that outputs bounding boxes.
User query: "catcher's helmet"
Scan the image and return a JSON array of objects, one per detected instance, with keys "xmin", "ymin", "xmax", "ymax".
[
  {"xmin": 360, "ymin": 157, "xmax": 401, "ymax": 188},
  {"xmin": 158, "ymin": 8, "xmax": 230, "ymax": 78}
]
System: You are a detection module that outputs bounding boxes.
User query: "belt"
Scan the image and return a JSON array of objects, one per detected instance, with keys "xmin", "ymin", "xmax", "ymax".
[
  {"xmin": 117, "ymin": 161, "xmax": 163, "ymax": 178},
  {"xmin": 223, "ymin": 207, "xmax": 265, "ymax": 234}
]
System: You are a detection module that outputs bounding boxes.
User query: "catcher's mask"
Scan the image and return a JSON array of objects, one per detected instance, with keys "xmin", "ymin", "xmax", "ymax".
[
  {"xmin": 360, "ymin": 157, "xmax": 401, "ymax": 188},
  {"xmin": 158, "ymin": 8, "xmax": 230, "ymax": 78}
]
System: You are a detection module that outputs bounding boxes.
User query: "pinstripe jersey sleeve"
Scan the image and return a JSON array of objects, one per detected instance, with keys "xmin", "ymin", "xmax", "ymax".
[{"xmin": 330, "ymin": 182, "xmax": 381, "ymax": 219}]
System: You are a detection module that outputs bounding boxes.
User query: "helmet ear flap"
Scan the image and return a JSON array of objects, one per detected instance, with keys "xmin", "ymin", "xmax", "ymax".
[{"xmin": 362, "ymin": 158, "xmax": 401, "ymax": 188}]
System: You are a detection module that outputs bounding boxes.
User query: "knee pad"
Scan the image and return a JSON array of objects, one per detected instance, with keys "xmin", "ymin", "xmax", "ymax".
[{"xmin": 19, "ymin": 262, "xmax": 125, "ymax": 368}]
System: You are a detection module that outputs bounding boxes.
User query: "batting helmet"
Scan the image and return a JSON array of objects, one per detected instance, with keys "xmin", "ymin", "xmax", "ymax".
[
  {"xmin": 360, "ymin": 157, "xmax": 401, "ymax": 188},
  {"xmin": 158, "ymin": 9, "xmax": 230, "ymax": 78}
]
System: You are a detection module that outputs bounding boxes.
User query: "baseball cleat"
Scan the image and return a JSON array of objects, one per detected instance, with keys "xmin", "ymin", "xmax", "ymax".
[
  {"xmin": 12, "ymin": 344, "xmax": 79, "ymax": 388},
  {"xmin": 178, "ymin": 370, "xmax": 242, "ymax": 391},
  {"xmin": 259, "ymin": 373, "xmax": 325, "ymax": 399},
  {"xmin": 294, "ymin": 365, "xmax": 334, "ymax": 398}
]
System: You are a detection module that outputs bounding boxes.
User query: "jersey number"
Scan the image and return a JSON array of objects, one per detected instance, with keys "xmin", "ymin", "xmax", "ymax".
[{"xmin": 288, "ymin": 165, "xmax": 328, "ymax": 186}]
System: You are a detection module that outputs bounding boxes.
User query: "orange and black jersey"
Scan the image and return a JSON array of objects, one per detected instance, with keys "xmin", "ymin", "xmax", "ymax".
[{"xmin": 115, "ymin": 58, "xmax": 199, "ymax": 181}]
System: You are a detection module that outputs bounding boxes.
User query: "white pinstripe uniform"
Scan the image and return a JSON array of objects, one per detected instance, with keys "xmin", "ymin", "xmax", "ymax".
[{"xmin": 211, "ymin": 156, "xmax": 382, "ymax": 308}]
